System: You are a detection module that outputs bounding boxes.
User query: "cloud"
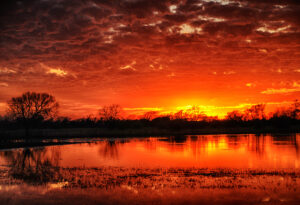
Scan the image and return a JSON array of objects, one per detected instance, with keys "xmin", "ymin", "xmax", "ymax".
[
  {"xmin": 41, "ymin": 63, "xmax": 68, "ymax": 77},
  {"xmin": 47, "ymin": 68, "xmax": 68, "ymax": 77},
  {"xmin": 124, "ymin": 107, "xmax": 163, "ymax": 111},
  {"xmin": 0, "ymin": 0, "xmax": 298, "ymax": 72},
  {"xmin": 0, "ymin": 0, "xmax": 299, "ymax": 115},
  {"xmin": 179, "ymin": 24, "xmax": 202, "ymax": 34},
  {"xmin": 120, "ymin": 61, "xmax": 137, "ymax": 71},
  {"xmin": 0, "ymin": 82, "xmax": 8, "ymax": 87},
  {"xmin": 223, "ymin": 70, "xmax": 236, "ymax": 75},
  {"xmin": 167, "ymin": 72, "xmax": 176, "ymax": 77},
  {"xmin": 262, "ymin": 81, "xmax": 300, "ymax": 94},
  {"xmin": 261, "ymin": 88, "xmax": 300, "ymax": 94},
  {"xmin": 293, "ymin": 82, "xmax": 300, "ymax": 88},
  {"xmin": 0, "ymin": 67, "xmax": 16, "ymax": 74}
]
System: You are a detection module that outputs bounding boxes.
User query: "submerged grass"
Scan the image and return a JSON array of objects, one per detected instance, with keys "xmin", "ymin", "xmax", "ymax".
[{"xmin": 0, "ymin": 166, "xmax": 299, "ymax": 205}]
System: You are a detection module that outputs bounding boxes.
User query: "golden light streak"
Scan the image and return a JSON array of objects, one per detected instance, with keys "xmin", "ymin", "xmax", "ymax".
[
  {"xmin": 47, "ymin": 68, "xmax": 68, "ymax": 76},
  {"xmin": 261, "ymin": 88, "xmax": 300, "ymax": 94}
]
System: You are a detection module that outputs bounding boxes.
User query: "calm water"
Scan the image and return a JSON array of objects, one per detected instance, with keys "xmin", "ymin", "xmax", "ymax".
[
  {"xmin": 0, "ymin": 134, "xmax": 299, "ymax": 205},
  {"xmin": 0, "ymin": 134, "xmax": 299, "ymax": 169}
]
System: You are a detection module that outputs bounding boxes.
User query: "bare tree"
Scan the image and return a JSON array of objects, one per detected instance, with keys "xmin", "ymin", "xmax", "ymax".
[
  {"xmin": 98, "ymin": 104, "xmax": 122, "ymax": 121},
  {"xmin": 290, "ymin": 99, "xmax": 300, "ymax": 119},
  {"xmin": 7, "ymin": 91, "xmax": 59, "ymax": 121},
  {"xmin": 226, "ymin": 110, "xmax": 243, "ymax": 121},
  {"xmin": 142, "ymin": 111, "xmax": 158, "ymax": 120},
  {"xmin": 173, "ymin": 110, "xmax": 185, "ymax": 120},
  {"xmin": 243, "ymin": 104, "xmax": 266, "ymax": 120},
  {"xmin": 185, "ymin": 106, "xmax": 207, "ymax": 121}
]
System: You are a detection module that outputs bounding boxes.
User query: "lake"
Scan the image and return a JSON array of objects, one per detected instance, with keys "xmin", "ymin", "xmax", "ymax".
[{"xmin": 0, "ymin": 134, "xmax": 299, "ymax": 204}]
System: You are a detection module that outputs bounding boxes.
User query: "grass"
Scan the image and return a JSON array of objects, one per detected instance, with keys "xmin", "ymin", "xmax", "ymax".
[{"xmin": 0, "ymin": 166, "xmax": 299, "ymax": 205}]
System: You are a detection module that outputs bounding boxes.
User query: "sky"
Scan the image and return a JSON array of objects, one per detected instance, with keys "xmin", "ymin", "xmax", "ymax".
[{"xmin": 0, "ymin": 0, "xmax": 299, "ymax": 118}]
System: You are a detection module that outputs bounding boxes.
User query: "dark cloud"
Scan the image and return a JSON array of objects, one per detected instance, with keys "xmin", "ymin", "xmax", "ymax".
[
  {"xmin": 0, "ymin": 0, "xmax": 299, "ymax": 112},
  {"xmin": 200, "ymin": 3, "xmax": 258, "ymax": 20},
  {"xmin": 203, "ymin": 22, "xmax": 255, "ymax": 36},
  {"xmin": 81, "ymin": 6, "xmax": 111, "ymax": 20},
  {"xmin": 164, "ymin": 14, "xmax": 190, "ymax": 23}
]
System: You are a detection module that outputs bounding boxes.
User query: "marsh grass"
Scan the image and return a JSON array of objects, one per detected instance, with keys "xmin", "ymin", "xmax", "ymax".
[{"xmin": 0, "ymin": 167, "xmax": 299, "ymax": 205}]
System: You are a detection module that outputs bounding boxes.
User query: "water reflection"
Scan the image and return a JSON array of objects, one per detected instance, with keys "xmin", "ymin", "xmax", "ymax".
[
  {"xmin": 0, "ymin": 147, "xmax": 61, "ymax": 183},
  {"xmin": 0, "ymin": 134, "xmax": 299, "ymax": 172},
  {"xmin": 0, "ymin": 134, "xmax": 299, "ymax": 204},
  {"xmin": 159, "ymin": 135, "xmax": 188, "ymax": 144},
  {"xmin": 98, "ymin": 139, "xmax": 128, "ymax": 159}
]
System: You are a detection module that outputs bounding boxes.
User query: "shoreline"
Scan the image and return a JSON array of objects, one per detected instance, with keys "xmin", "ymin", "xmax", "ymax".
[
  {"xmin": 0, "ymin": 127, "xmax": 299, "ymax": 139},
  {"xmin": 0, "ymin": 128, "xmax": 298, "ymax": 150}
]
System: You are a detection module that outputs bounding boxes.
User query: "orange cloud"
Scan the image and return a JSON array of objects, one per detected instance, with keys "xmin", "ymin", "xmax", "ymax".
[
  {"xmin": 47, "ymin": 68, "xmax": 68, "ymax": 77},
  {"xmin": 261, "ymin": 88, "xmax": 300, "ymax": 94},
  {"xmin": 0, "ymin": 0, "xmax": 299, "ymax": 118}
]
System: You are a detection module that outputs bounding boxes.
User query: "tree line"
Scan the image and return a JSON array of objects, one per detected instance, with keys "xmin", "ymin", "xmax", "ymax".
[{"xmin": 0, "ymin": 91, "xmax": 299, "ymax": 132}]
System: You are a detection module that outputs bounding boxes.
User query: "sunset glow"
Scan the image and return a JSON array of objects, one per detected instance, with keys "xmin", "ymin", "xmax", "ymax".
[
  {"xmin": 0, "ymin": 0, "xmax": 299, "ymax": 118},
  {"xmin": 1, "ymin": 2, "xmax": 299, "ymax": 204}
]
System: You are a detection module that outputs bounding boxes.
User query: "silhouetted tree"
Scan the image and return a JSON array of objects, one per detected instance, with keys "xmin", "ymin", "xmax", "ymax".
[
  {"xmin": 185, "ymin": 106, "xmax": 207, "ymax": 121},
  {"xmin": 243, "ymin": 104, "xmax": 266, "ymax": 120},
  {"xmin": 98, "ymin": 104, "xmax": 122, "ymax": 121},
  {"xmin": 173, "ymin": 110, "xmax": 185, "ymax": 120},
  {"xmin": 142, "ymin": 111, "xmax": 158, "ymax": 120},
  {"xmin": 271, "ymin": 108, "xmax": 287, "ymax": 118},
  {"xmin": 152, "ymin": 116, "xmax": 171, "ymax": 128},
  {"xmin": 7, "ymin": 91, "xmax": 59, "ymax": 121},
  {"xmin": 291, "ymin": 99, "xmax": 300, "ymax": 119},
  {"xmin": 1, "ymin": 98, "xmax": 299, "ymax": 134},
  {"xmin": 226, "ymin": 110, "xmax": 243, "ymax": 121},
  {"xmin": 6, "ymin": 92, "xmax": 59, "ymax": 135}
]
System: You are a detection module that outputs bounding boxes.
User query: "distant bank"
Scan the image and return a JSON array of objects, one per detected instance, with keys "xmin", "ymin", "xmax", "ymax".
[{"xmin": 1, "ymin": 126, "xmax": 299, "ymax": 140}]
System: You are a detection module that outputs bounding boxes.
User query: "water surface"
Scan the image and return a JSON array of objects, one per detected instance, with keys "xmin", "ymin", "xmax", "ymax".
[
  {"xmin": 1, "ymin": 134, "xmax": 299, "ymax": 169},
  {"xmin": 0, "ymin": 134, "xmax": 299, "ymax": 205}
]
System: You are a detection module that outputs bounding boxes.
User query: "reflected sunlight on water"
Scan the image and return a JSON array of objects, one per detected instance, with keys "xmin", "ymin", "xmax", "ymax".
[
  {"xmin": 0, "ymin": 134, "xmax": 299, "ymax": 205},
  {"xmin": 0, "ymin": 134, "xmax": 299, "ymax": 169}
]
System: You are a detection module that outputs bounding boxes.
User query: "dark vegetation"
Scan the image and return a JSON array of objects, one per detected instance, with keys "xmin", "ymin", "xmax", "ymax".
[{"xmin": 0, "ymin": 92, "xmax": 299, "ymax": 138}]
